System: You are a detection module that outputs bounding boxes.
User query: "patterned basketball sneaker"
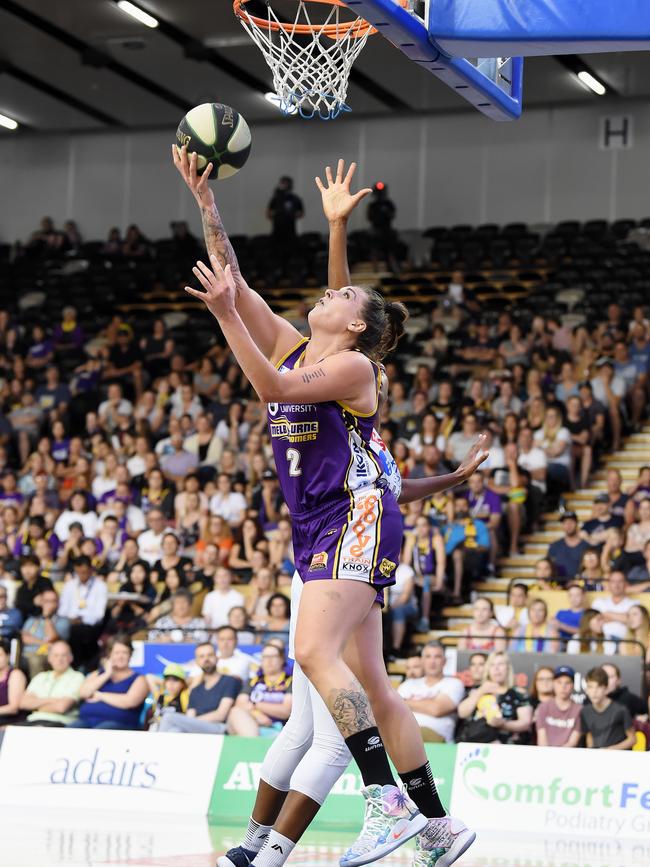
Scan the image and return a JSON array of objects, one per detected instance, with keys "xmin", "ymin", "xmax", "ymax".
[
  {"xmin": 339, "ymin": 784, "xmax": 428, "ymax": 867},
  {"xmin": 412, "ymin": 816, "xmax": 476, "ymax": 867},
  {"xmin": 217, "ymin": 846, "xmax": 256, "ymax": 867}
]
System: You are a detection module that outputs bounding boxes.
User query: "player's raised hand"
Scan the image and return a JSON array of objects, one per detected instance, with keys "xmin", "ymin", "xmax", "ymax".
[
  {"xmin": 186, "ymin": 255, "xmax": 237, "ymax": 318},
  {"xmin": 455, "ymin": 433, "xmax": 489, "ymax": 482},
  {"xmin": 172, "ymin": 144, "xmax": 215, "ymax": 210},
  {"xmin": 315, "ymin": 158, "xmax": 372, "ymax": 224}
]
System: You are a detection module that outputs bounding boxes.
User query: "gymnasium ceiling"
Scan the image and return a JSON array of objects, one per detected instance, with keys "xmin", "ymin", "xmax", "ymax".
[{"xmin": 1, "ymin": 0, "xmax": 650, "ymax": 133}]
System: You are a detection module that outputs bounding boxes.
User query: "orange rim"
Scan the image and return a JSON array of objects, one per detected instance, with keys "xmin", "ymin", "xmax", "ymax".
[{"xmin": 233, "ymin": 0, "xmax": 376, "ymax": 39}]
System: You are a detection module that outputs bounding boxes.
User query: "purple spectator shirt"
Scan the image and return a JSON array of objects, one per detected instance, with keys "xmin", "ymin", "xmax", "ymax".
[{"xmin": 464, "ymin": 487, "xmax": 503, "ymax": 521}]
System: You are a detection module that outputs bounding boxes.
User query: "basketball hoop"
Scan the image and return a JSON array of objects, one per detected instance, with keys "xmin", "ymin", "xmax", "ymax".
[{"xmin": 233, "ymin": 0, "xmax": 376, "ymax": 119}]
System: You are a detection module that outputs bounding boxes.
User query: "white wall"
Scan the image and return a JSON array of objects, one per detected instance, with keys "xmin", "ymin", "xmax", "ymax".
[{"xmin": 0, "ymin": 102, "xmax": 648, "ymax": 244}]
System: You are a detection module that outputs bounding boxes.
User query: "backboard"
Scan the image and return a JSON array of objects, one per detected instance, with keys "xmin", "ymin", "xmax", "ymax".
[{"xmin": 343, "ymin": 0, "xmax": 650, "ymax": 121}]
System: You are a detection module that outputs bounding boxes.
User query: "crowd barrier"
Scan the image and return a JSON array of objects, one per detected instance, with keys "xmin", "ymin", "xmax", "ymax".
[{"xmin": 1, "ymin": 729, "xmax": 649, "ymax": 841}]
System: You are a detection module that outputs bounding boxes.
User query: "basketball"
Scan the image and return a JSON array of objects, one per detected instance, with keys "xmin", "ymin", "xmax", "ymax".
[{"xmin": 175, "ymin": 103, "xmax": 251, "ymax": 179}]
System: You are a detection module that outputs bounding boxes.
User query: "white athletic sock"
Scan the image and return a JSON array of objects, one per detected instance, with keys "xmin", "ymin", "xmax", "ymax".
[
  {"xmin": 251, "ymin": 831, "xmax": 295, "ymax": 867},
  {"xmin": 242, "ymin": 818, "xmax": 273, "ymax": 853}
]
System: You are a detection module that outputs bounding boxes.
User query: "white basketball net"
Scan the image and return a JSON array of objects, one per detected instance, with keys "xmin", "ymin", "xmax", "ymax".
[{"xmin": 236, "ymin": 2, "xmax": 373, "ymax": 120}]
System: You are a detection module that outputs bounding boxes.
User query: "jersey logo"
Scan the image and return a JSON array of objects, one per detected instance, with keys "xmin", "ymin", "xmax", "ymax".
[
  {"xmin": 270, "ymin": 415, "xmax": 319, "ymax": 443},
  {"xmin": 309, "ymin": 551, "xmax": 328, "ymax": 572},
  {"xmin": 378, "ymin": 558, "xmax": 397, "ymax": 578}
]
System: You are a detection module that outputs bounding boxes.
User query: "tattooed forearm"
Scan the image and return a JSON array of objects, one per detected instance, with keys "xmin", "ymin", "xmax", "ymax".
[
  {"xmin": 301, "ymin": 367, "xmax": 326, "ymax": 385},
  {"xmin": 201, "ymin": 204, "xmax": 242, "ymax": 283},
  {"xmin": 328, "ymin": 681, "xmax": 375, "ymax": 738}
]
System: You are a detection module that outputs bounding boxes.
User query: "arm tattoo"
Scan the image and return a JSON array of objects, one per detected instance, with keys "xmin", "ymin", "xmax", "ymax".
[
  {"xmin": 301, "ymin": 367, "xmax": 326, "ymax": 385},
  {"xmin": 328, "ymin": 681, "xmax": 375, "ymax": 738},
  {"xmin": 201, "ymin": 204, "xmax": 242, "ymax": 284}
]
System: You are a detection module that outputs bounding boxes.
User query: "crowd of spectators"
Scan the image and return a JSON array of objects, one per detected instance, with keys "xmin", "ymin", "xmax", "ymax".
[
  {"xmin": 399, "ymin": 643, "xmax": 645, "ymax": 750},
  {"xmin": 0, "ymin": 215, "xmax": 648, "ymax": 744}
]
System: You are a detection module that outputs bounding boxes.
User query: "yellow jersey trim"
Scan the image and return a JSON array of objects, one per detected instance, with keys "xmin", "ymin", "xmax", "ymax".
[
  {"xmin": 336, "ymin": 359, "xmax": 380, "ymax": 418},
  {"xmin": 274, "ymin": 337, "xmax": 310, "ymax": 371}
]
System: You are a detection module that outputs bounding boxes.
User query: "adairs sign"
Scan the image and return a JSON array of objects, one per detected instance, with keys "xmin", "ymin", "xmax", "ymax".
[
  {"xmin": 451, "ymin": 744, "xmax": 650, "ymax": 839},
  {"xmin": 49, "ymin": 747, "xmax": 157, "ymax": 788},
  {"xmin": 0, "ymin": 727, "xmax": 223, "ymax": 813}
]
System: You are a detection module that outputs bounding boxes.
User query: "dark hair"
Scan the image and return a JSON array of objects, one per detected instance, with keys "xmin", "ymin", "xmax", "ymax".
[
  {"xmin": 0, "ymin": 638, "xmax": 10, "ymax": 656},
  {"xmin": 195, "ymin": 640, "xmax": 216, "ymax": 652},
  {"xmin": 105, "ymin": 633, "xmax": 133, "ymax": 655},
  {"xmin": 216, "ymin": 625, "xmax": 237, "ymax": 640},
  {"xmin": 356, "ymin": 287, "xmax": 408, "ymax": 361},
  {"xmin": 266, "ymin": 593, "xmax": 290, "ymax": 618},
  {"xmin": 585, "ymin": 666, "xmax": 608, "ymax": 687},
  {"xmin": 124, "ymin": 560, "xmax": 152, "ymax": 591},
  {"xmin": 469, "ymin": 651, "xmax": 488, "ymax": 664},
  {"xmin": 20, "ymin": 554, "xmax": 40, "ymax": 567},
  {"xmin": 74, "ymin": 555, "xmax": 92, "ymax": 569},
  {"xmin": 511, "ymin": 582, "xmax": 529, "ymax": 595}
]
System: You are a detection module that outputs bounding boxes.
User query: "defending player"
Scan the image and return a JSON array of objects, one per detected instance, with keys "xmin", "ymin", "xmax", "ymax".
[{"xmin": 174, "ymin": 150, "xmax": 475, "ymax": 866}]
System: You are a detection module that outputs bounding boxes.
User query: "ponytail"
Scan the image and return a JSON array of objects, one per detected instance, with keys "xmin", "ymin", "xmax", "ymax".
[{"xmin": 355, "ymin": 287, "xmax": 408, "ymax": 361}]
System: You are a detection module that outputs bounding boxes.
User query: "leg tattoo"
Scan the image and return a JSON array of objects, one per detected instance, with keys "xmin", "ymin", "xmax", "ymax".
[{"xmin": 328, "ymin": 680, "xmax": 376, "ymax": 738}]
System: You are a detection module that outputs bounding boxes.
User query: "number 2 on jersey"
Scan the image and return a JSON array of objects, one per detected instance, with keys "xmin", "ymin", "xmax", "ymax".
[{"xmin": 286, "ymin": 447, "xmax": 302, "ymax": 477}]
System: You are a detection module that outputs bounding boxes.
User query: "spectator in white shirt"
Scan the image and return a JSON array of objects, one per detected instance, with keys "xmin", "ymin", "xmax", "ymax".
[
  {"xmin": 592, "ymin": 571, "xmax": 635, "ymax": 642},
  {"xmin": 516, "ymin": 427, "xmax": 547, "ymax": 492},
  {"xmin": 533, "ymin": 405, "xmax": 572, "ymax": 497},
  {"xmin": 494, "ymin": 582, "xmax": 529, "ymax": 634},
  {"xmin": 92, "ymin": 452, "xmax": 119, "ymax": 501},
  {"xmin": 54, "ymin": 490, "xmax": 98, "ymax": 541},
  {"xmin": 170, "ymin": 383, "xmax": 203, "ymax": 421},
  {"xmin": 137, "ymin": 508, "xmax": 166, "ymax": 566},
  {"xmin": 591, "ymin": 359, "xmax": 625, "ymax": 452},
  {"xmin": 397, "ymin": 640, "xmax": 464, "ymax": 743},
  {"xmin": 202, "ymin": 567, "xmax": 245, "ymax": 629},
  {"xmin": 98, "ymin": 383, "xmax": 133, "ymax": 433},
  {"xmin": 58, "ymin": 556, "xmax": 108, "ymax": 668},
  {"xmin": 126, "ymin": 435, "xmax": 151, "ymax": 478},
  {"xmin": 215, "ymin": 625, "xmax": 254, "ymax": 681},
  {"xmin": 184, "ymin": 414, "xmax": 223, "ymax": 469},
  {"xmin": 209, "ymin": 473, "xmax": 247, "ymax": 529}
]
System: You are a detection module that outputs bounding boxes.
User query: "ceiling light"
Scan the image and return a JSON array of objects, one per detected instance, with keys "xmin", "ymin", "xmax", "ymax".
[
  {"xmin": 264, "ymin": 92, "xmax": 298, "ymax": 115},
  {"xmin": 116, "ymin": 1, "xmax": 159, "ymax": 29},
  {"xmin": 0, "ymin": 113, "xmax": 18, "ymax": 131},
  {"xmin": 577, "ymin": 70, "xmax": 606, "ymax": 96}
]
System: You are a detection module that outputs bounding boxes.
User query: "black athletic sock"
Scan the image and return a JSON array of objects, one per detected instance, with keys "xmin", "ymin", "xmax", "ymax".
[
  {"xmin": 345, "ymin": 727, "xmax": 397, "ymax": 788},
  {"xmin": 400, "ymin": 762, "xmax": 445, "ymax": 818}
]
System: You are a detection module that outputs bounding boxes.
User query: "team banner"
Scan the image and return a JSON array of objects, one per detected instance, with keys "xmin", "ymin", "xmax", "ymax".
[
  {"xmin": 0, "ymin": 727, "xmax": 223, "ymax": 814},
  {"xmin": 451, "ymin": 743, "xmax": 650, "ymax": 840},
  {"xmin": 208, "ymin": 737, "xmax": 457, "ymax": 827}
]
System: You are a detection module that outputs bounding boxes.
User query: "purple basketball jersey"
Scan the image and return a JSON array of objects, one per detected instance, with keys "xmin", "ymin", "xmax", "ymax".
[{"xmin": 268, "ymin": 339, "xmax": 383, "ymax": 516}]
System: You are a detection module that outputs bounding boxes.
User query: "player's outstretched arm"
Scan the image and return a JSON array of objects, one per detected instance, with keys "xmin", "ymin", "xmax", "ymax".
[
  {"xmin": 186, "ymin": 258, "xmax": 375, "ymax": 410},
  {"xmin": 398, "ymin": 435, "xmax": 489, "ymax": 504},
  {"xmin": 316, "ymin": 159, "xmax": 371, "ymax": 291},
  {"xmin": 172, "ymin": 144, "xmax": 302, "ymax": 363}
]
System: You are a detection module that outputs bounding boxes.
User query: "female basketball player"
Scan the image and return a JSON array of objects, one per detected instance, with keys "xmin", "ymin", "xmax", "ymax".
[
  {"xmin": 174, "ymin": 150, "xmax": 478, "ymax": 866},
  {"xmin": 217, "ymin": 429, "xmax": 485, "ymax": 867}
]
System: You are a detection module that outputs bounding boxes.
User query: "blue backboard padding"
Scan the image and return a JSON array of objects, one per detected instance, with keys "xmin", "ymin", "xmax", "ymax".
[
  {"xmin": 431, "ymin": 0, "xmax": 650, "ymax": 57},
  {"xmin": 344, "ymin": 0, "xmax": 523, "ymax": 120}
]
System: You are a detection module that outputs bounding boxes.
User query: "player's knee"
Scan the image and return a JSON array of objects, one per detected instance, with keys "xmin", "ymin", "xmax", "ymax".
[{"xmin": 294, "ymin": 638, "xmax": 330, "ymax": 678}]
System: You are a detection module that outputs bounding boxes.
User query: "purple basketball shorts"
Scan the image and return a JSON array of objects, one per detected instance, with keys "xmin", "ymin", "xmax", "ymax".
[{"xmin": 292, "ymin": 487, "xmax": 401, "ymax": 603}]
